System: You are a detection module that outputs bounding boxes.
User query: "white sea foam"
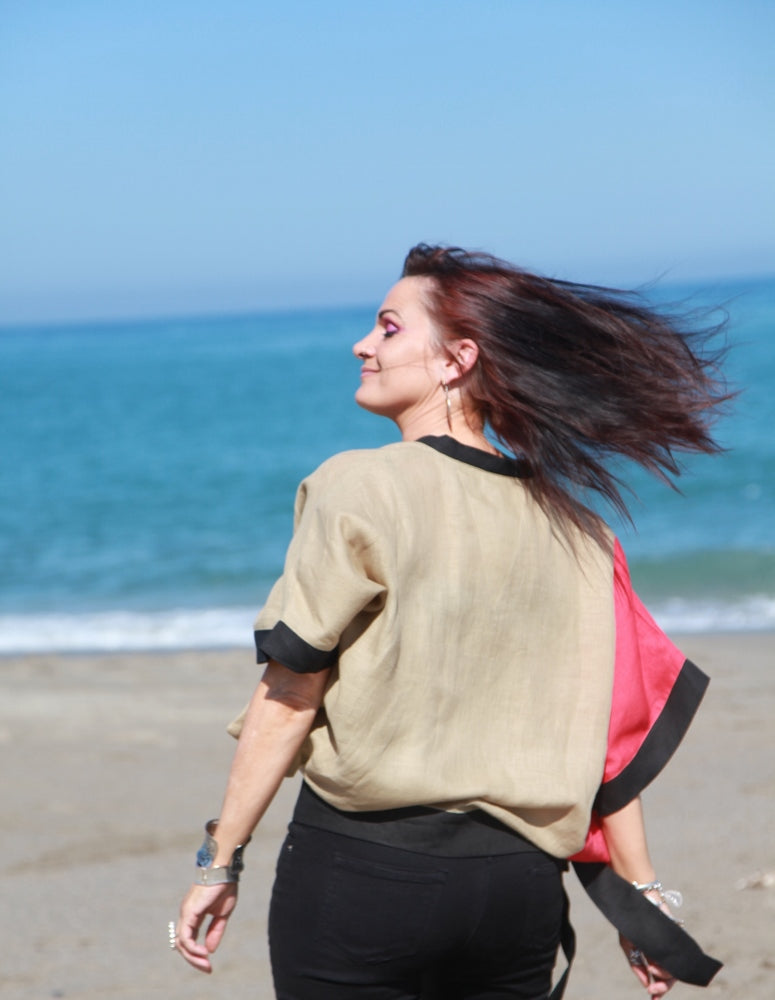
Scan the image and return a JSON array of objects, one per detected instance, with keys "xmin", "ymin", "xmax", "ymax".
[
  {"xmin": 648, "ymin": 594, "xmax": 775, "ymax": 635},
  {"xmin": 0, "ymin": 597, "xmax": 774, "ymax": 655},
  {"xmin": 0, "ymin": 606, "xmax": 257, "ymax": 654}
]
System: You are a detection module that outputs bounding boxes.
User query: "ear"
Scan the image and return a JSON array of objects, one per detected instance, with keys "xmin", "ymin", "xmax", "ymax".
[{"xmin": 442, "ymin": 339, "xmax": 479, "ymax": 383}]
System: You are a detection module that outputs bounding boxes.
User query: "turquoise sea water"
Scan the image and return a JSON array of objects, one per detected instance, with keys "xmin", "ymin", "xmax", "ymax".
[{"xmin": 1, "ymin": 277, "xmax": 773, "ymax": 652}]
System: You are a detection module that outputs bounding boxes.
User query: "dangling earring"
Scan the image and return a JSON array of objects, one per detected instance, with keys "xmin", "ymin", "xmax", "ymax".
[{"xmin": 442, "ymin": 381, "xmax": 453, "ymax": 431}]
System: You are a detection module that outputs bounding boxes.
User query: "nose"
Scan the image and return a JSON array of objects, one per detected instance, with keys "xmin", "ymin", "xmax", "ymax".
[{"xmin": 352, "ymin": 331, "xmax": 376, "ymax": 359}]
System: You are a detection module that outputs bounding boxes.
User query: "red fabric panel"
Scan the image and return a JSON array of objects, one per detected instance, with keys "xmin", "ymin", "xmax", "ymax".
[
  {"xmin": 603, "ymin": 539, "xmax": 686, "ymax": 783},
  {"xmin": 571, "ymin": 540, "xmax": 686, "ymax": 863},
  {"xmin": 575, "ymin": 815, "xmax": 609, "ymax": 864}
]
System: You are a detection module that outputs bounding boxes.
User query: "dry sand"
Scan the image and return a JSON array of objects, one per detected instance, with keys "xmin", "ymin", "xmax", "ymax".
[{"xmin": 1, "ymin": 632, "xmax": 772, "ymax": 999}]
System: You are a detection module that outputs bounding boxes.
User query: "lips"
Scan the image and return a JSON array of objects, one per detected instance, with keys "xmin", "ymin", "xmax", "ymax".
[{"xmin": 360, "ymin": 368, "xmax": 379, "ymax": 377}]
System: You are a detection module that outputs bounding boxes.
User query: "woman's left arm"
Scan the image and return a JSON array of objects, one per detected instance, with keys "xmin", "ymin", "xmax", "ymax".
[
  {"xmin": 600, "ymin": 797, "xmax": 676, "ymax": 997},
  {"xmin": 599, "ymin": 795, "xmax": 655, "ymax": 885},
  {"xmin": 175, "ymin": 660, "xmax": 329, "ymax": 973}
]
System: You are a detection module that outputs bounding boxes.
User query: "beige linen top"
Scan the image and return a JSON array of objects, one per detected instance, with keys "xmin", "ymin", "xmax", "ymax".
[{"xmin": 236, "ymin": 436, "xmax": 616, "ymax": 858}]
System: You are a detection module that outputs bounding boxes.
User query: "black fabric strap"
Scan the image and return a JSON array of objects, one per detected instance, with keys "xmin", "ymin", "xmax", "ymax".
[
  {"xmin": 548, "ymin": 885, "xmax": 576, "ymax": 1000},
  {"xmin": 594, "ymin": 659, "xmax": 710, "ymax": 815},
  {"xmin": 572, "ymin": 862, "xmax": 722, "ymax": 986},
  {"xmin": 254, "ymin": 622, "xmax": 338, "ymax": 673}
]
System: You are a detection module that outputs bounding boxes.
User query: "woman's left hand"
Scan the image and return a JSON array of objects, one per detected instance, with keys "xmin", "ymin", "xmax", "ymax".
[
  {"xmin": 174, "ymin": 882, "xmax": 238, "ymax": 973},
  {"xmin": 619, "ymin": 934, "xmax": 676, "ymax": 996}
]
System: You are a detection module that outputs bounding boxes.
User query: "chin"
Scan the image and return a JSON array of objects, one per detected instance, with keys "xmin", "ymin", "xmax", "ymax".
[
  {"xmin": 354, "ymin": 388, "xmax": 393, "ymax": 419},
  {"xmin": 355, "ymin": 385, "xmax": 377, "ymax": 411}
]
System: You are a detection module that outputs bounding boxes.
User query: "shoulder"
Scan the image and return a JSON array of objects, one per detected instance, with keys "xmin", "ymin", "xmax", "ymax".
[
  {"xmin": 298, "ymin": 442, "xmax": 436, "ymax": 519},
  {"xmin": 305, "ymin": 441, "xmax": 430, "ymax": 487},
  {"xmin": 295, "ymin": 443, "xmax": 408, "ymax": 515}
]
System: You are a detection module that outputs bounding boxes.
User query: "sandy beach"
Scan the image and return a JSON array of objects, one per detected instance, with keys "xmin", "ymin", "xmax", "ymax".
[{"xmin": 1, "ymin": 632, "xmax": 772, "ymax": 999}]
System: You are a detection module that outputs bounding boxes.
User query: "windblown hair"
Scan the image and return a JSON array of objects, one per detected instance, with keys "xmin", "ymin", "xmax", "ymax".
[{"xmin": 402, "ymin": 244, "xmax": 731, "ymax": 543}]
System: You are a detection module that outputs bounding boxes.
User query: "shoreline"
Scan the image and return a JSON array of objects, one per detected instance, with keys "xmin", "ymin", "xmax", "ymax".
[
  {"xmin": 1, "ymin": 625, "xmax": 773, "ymax": 660},
  {"xmin": 1, "ymin": 632, "xmax": 773, "ymax": 998}
]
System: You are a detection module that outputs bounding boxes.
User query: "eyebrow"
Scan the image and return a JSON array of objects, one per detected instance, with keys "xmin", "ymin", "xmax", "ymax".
[{"xmin": 377, "ymin": 308, "xmax": 401, "ymax": 321}]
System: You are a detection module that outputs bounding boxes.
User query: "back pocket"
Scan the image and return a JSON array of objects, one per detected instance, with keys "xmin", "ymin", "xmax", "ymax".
[{"xmin": 317, "ymin": 852, "xmax": 447, "ymax": 965}]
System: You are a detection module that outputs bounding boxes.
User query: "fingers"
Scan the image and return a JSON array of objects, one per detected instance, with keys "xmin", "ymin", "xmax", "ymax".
[
  {"xmin": 176, "ymin": 937, "xmax": 213, "ymax": 974},
  {"xmin": 629, "ymin": 961, "xmax": 651, "ymax": 989},
  {"xmin": 621, "ymin": 937, "xmax": 676, "ymax": 996},
  {"xmin": 176, "ymin": 911, "xmax": 213, "ymax": 973},
  {"xmin": 203, "ymin": 912, "xmax": 231, "ymax": 954},
  {"xmin": 644, "ymin": 963, "xmax": 676, "ymax": 997},
  {"xmin": 631, "ymin": 960, "xmax": 676, "ymax": 996},
  {"xmin": 172, "ymin": 883, "xmax": 239, "ymax": 974}
]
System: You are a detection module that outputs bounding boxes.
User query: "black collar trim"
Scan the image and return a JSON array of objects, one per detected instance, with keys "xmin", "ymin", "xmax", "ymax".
[{"xmin": 417, "ymin": 435, "xmax": 532, "ymax": 478}]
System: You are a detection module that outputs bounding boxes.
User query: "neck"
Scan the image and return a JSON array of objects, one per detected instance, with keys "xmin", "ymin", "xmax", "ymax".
[{"xmin": 396, "ymin": 409, "xmax": 497, "ymax": 455}]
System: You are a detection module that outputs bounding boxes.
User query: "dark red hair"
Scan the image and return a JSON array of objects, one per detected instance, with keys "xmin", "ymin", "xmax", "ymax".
[{"xmin": 402, "ymin": 244, "xmax": 731, "ymax": 542}]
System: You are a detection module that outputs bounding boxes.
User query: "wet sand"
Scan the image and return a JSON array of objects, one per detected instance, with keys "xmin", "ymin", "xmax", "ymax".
[{"xmin": 1, "ymin": 632, "xmax": 772, "ymax": 998}]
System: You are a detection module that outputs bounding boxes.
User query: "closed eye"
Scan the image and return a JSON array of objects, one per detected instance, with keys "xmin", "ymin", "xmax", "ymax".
[{"xmin": 377, "ymin": 308, "xmax": 401, "ymax": 337}]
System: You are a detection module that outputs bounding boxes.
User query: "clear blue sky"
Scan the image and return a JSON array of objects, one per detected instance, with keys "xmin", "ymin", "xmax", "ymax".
[{"xmin": 1, "ymin": 0, "xmax": 773, "ymax": 323}]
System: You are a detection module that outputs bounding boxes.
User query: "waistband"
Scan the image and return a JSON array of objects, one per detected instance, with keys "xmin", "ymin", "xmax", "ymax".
[{"xmin": 292, "ymin": 782, "xmax": 548, "ymax": 858}]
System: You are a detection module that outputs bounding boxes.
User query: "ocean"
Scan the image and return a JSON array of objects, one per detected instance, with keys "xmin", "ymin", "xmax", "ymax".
[{"xmin": 1, "ymin": 277, "xmax": 773, "ymax": 653}]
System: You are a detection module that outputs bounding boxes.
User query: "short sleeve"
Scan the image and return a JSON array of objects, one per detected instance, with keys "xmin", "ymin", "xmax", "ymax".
[
  {"xmin": 572, "ymin": 539, "xmax": 710, "ymax": 863},
  {"xmin": 253, "ymin": 455, "xmax": 389, "ymax": 673}
]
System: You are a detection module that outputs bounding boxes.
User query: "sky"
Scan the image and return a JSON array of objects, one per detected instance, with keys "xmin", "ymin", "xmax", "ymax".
[{"xmin": 1, "ymin": 0, "xmax": 773, "ymax": 324}]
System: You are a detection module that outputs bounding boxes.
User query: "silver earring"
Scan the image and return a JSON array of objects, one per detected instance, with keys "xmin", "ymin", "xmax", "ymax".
[{"xmin": 442, "ymin": 381, "xmax": 453, "ymax": 431}]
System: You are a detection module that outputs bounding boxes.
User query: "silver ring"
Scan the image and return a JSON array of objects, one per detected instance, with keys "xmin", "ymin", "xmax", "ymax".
[
  {"xmin": 168, "ymin": 920, "xmax": 177, "ymax": 950},
  {"xmin": 628, "ymin": 948, "xmax": 644, "ymax": 965}
]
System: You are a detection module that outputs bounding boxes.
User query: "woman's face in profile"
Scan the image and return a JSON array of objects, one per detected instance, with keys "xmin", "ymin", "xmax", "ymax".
[{"xmin": 352, "ymin": 276, "xmax": 447, "ymax": 424}]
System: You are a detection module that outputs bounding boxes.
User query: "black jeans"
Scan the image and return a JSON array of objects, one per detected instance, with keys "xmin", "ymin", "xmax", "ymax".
[{"xmin": 269, "ymin": 822, "xmax": 565, "ymax": 1000}]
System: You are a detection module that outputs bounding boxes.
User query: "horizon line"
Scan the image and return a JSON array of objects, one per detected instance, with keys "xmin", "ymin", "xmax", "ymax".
[{"xmin": 2, "ymin": 270, "xmax": 773, "ymax": 333}]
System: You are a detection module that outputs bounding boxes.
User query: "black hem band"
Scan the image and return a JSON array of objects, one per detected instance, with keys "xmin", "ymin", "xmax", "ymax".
[
  {"xmin": 254, "ymin": 622, "xmax": 338, "ymax": 673},
  {"xmin": 594, "ymin": 659, "xmax": 709, "ymax": 816},
  {"xmin": 292, "ymin": 782, "xmax": 548, "ymax": 858},
  {"xmin": 417, "ymin": 435, "xmax": 532, "ymax": 478}
]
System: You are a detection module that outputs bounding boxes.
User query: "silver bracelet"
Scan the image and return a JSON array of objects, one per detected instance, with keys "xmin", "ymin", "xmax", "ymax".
[
  {"xmin": 194, "ymin": 865, "xmax": 239, "ymax": 885},
  {"xmin": 194, "ymin": 818, "xmax": 251, "ymax": 885},
  {"xmin": 632, "ymin": 879, "xmax": 684, "ymax": 913}
]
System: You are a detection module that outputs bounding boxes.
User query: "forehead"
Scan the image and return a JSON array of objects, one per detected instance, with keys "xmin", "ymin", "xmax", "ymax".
[{"xmin": 379, "ymin": 276, "xmax": 434, "ymax": 316}]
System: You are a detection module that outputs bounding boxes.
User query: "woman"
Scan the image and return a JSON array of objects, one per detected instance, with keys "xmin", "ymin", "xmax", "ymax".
[{"xmin": 174, "ymin": 245, "xmax": 725, "ymax": 998}]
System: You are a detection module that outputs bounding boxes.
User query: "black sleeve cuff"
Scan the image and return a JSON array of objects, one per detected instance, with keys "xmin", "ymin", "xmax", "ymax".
[
  {"xmin": 594, "ymin": 659, "xmax": 709, "ymax": 816},
  {"xmin": 254, "ymin": 621, "xmax": 338, "ymax": 673},
  {"xmin": 572, "ymin": 862, "xmax": 722, "ymax": 986}
]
